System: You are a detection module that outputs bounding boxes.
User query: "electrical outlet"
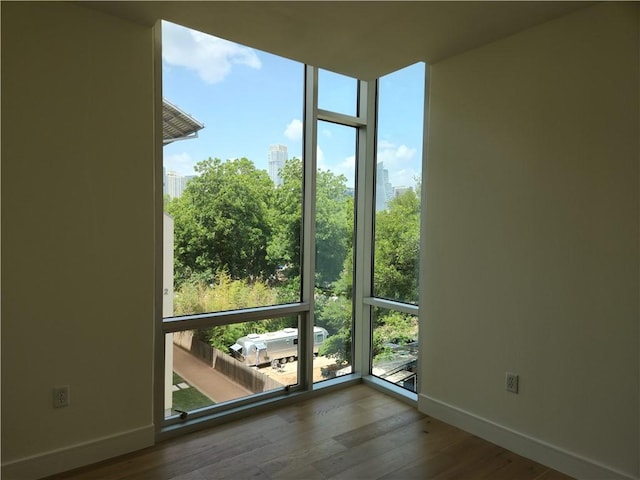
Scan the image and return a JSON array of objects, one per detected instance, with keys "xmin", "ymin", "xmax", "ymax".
[
  {"xmin": 53, "ymin": 386, "xmax": 70, "ymax": 408},
  {"xmin": 505, "ymin": 372, "xmax": 519, "ymax": 394}
]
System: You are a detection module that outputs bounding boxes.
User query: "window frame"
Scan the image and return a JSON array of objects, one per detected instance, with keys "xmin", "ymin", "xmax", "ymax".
[
  {"xmin": 154, "ymin": 20, "xmax": 424, "ymax": 438},
  {"xmin": 364, "ymin": 63, "xmax": 427, "ymax": 396}
]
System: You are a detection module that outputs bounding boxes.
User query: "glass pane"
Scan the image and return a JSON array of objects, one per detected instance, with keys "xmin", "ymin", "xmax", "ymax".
[
  {"xmin": 371, "ymin": 307, "xmax": 418, "ymax": 393},
  {"xmin": 318, "ymin": 69, "xmax": 358, "ymax": 117},
  {"xmin": 373, "ymin": 62, "xmax": 425, "ymax": 304},
  {"xmin": 164, "ymin": 317, "xmax": 299, "ymax": 418},
  {"xmin": 314, "ymin": 121, "xmax": 355, "ymax": 382},
  {"xmin": 162, "ymin": 21, "xmax": 304, "ymax": 317}
]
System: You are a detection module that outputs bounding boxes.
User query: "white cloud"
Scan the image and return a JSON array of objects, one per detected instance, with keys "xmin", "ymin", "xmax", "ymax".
[
  {"xmin": 164, "ymin": 152, "xmax": 196, "ymax": 176},
  {"xmin": 336, "ymin": 155, "xmax": 356, "ymax": 186},
  {"xmin": 321, "ymin": 128, "xmax": 332, "ymax": 138},
  {"xmin": 340, "ymin": 155, "xmax": 355, "ymax": 170},
  {"xmin": 376, "ymin": 141, "xmax": 417, "ymax": 168},
  {"xmin": 376, "ymin": 141, "xmax": 421, "ymax": 188},
  {"xmin": 162, "ymin": 21, "xmax": 261, "ymax": 84},
  {"xmin": 284, "ymin": 119, "xmax": 303, "ymax": 141},
  {"xmin": 390, "ymin": 168, "xmax": 420, "ymax": 189},
  {"xmin": 395, "ymin": 144, "xmax": 416, "ymax": 161},
  {"xmin": 316, "ymin": 146, "xmax": 325, "ymax": 166},
  {"xmin": 316, "ymin": 147, "xmax": 355, "ymax": 187},
  {"xmin": 377, "ymin": 139, "xmax": 395, "ymax": 150}
]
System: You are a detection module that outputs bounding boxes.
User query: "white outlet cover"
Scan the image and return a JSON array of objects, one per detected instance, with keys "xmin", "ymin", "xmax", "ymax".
[
  {"xmin": 506, "ymin": 372, "xmax": 519, "ymax": 394},
  {"xmin": 53, "ymin": 386, "xmax": 70, "ymax": 408}
]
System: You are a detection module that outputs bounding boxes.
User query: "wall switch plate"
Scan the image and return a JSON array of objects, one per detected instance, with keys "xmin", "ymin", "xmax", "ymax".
[{"xmin": 505, "ymin": 372, "xmax": 519, "ymax": 394}]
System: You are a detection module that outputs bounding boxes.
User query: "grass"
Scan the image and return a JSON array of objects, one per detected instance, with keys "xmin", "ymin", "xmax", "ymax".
[{"xmin": 172, "ymin": 372, "xmax": 214, "ymax": 413}]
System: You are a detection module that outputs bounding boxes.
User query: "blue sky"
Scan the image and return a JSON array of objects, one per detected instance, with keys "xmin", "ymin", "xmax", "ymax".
[{"xmin": 162, "ymin": 21, "xmax": 424, "ymax": 189}]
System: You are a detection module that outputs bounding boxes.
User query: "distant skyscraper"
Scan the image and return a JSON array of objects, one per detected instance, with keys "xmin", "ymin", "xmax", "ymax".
[
  {"xmin": 268, "ymin": 144, "xmax": 288, "ymax": 186},
  {"xmin": 163, "ymin": 167, "xmax": 168, "ymax": 196},
  {"xmin": 166, "ymin": 171, "xmax": 187, "ymax": 199},
  {"xmin": 376, "ymin": 162, "xmax": 393, "ymax": 211}
]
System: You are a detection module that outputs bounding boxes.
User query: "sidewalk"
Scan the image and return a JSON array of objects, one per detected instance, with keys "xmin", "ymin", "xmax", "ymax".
[{"xmin": 173, "ymin": 345, "xmax": 253, "ymax": 403}]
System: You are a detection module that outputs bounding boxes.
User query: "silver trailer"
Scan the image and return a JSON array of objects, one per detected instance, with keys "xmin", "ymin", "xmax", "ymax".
[{"xmin": 230, "ymin": 327, "xmax": 329, "ymax": 366}]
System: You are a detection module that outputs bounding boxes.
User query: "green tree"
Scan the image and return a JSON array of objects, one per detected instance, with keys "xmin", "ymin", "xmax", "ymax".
[
  {"xmin": 321, "ymin": 185, "xmax": 420, "ymax": 362},
  {"xmin": 373, "ymin": 188, "xmax": 420, "ymax": 302},
  {"xmin": 372, "ymin": 311, "xmax": 418, "ymax": 362},
  {"xmin": 167, "ymin": 157, "xmax": 275, "ymax": 286},
  {"xmin": 173, "ymin": 272, "xmax": 278, "ymax": 315},
  {"xmin": 268, "ymin": 158, "xmax": 303, "ymax": 279},
  {"xmin": 173, "ymin": 273, "xmax": 296, "ymax": 351},
  {"xmin": 165, "ymin": 154, "xmax": 421, "ymax": 366},
  {"xmin": 316, "ymin": 293, "xmax": 352, "ymax": 365},
  {"xmin": 268, "ymin": 158, "xmax": 352, "ymax": 289},
  {"xmin": 316, "ymin": 168, "xmax": 353, "ymax": 287}
]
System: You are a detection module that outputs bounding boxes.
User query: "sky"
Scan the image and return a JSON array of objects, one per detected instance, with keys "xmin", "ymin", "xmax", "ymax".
[{"xmin": 162, "ymin": 21, "xmax": 425, "ymax": 190}]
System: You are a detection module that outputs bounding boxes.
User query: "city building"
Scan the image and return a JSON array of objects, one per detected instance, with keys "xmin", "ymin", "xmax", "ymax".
[
  {"xmin": 162, "ymin": 100, "xmax": 203, "ymax": 199},
  {"xmin": 163, "ymin": 171, "xmax": 197, "ymax": 199},
  {"xmin": 394, "ymin": 186, "xmax": 413, "ymax": 198},
  {"xmin": 268, "ymin": 144, "xmax": 288, "ymax": 186},
  {"xmin": 165, "ymin": 171, "xmax": 187, "ymax": 199},
  {"xmin": 376, "ymin": 162, "xmax": 393, "ymax": 211}
]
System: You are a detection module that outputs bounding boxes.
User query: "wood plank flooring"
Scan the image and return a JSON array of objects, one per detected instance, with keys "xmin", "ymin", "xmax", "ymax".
[{"xmin": 45, "ymin": 385, "xmax": 574, "ymax": 480}]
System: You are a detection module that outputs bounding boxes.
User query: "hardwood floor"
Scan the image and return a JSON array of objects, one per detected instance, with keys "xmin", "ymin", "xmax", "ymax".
[{"xmin": 45, "ymin": 385, "xmax": 574, "ymax": 480}]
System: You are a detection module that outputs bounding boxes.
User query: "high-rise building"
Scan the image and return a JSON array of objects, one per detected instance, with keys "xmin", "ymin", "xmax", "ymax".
[
  {"xmin": 268, "ymin": 144, "xmax": 288, "ymax": 186},
  {"xmin": 166, "ymin": 171, "xmax": 187, "ymax": 199},
  {"xmin": 163, "ymin": 166, "xmax": 168, "ymax": 197},
  {"xmin": 376, "ymin": 162, "xmax": 393, "ymax": 211}
]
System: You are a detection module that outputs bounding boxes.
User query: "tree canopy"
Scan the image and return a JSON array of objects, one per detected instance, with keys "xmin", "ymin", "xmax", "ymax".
[
  {"xmin": 167, "ymin": 157, "xmax": 275, "ymax": 285},
  {"xmin": 373, "ymin": 187, "xmax": 420, "ymax": 303},
  {"xmin": 166, "ymin": 155, "xmax": 420, "ymax": 365}
]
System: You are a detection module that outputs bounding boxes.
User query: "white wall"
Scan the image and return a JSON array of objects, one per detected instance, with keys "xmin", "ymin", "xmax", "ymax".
[
  {"xmin": 1, "ymin": 3, "xmax": 155, "ymax": 478},
  {"xmin": 420, "ymin": 3, "xmax": 639, "ymax": 478}
]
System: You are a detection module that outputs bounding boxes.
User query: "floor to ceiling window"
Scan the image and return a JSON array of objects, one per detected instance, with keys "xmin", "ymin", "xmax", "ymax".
[
  {"xmin": 368, "ymin": 63, "xmax": 425, "ymax": 393},
  {"xmin": 157, "ymin": 20, "xmax": 425, "ymax": 433},
  {"xmin": 160, "ymin": 20, "xmax": 307, "ymax": 424}
]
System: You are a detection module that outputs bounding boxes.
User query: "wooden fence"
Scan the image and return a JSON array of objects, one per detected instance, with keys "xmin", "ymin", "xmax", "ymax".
[{"xmin": 172, "ymin": 331, "xmax": 283, "ymax": 393}]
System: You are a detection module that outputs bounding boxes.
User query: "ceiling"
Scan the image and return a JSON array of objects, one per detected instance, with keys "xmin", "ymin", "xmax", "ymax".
[{"xmin": 84, "ymin": 1, "xmax": 591, "ymax": 79}]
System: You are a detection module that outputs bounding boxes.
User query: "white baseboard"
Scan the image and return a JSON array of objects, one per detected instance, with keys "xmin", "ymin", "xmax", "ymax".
[
  {"xmin": 1, "ymin": 424, "xmax": 154, "ymax": 480},
  {"xmin": 418, "ymin": 394, "xmax": 637, "ymax": 480}
]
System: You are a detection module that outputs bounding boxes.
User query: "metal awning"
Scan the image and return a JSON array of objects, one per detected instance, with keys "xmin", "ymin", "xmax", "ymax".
[{"xmin": 163, "ymin": 98, "xmax": 204, "ymax": 145}]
